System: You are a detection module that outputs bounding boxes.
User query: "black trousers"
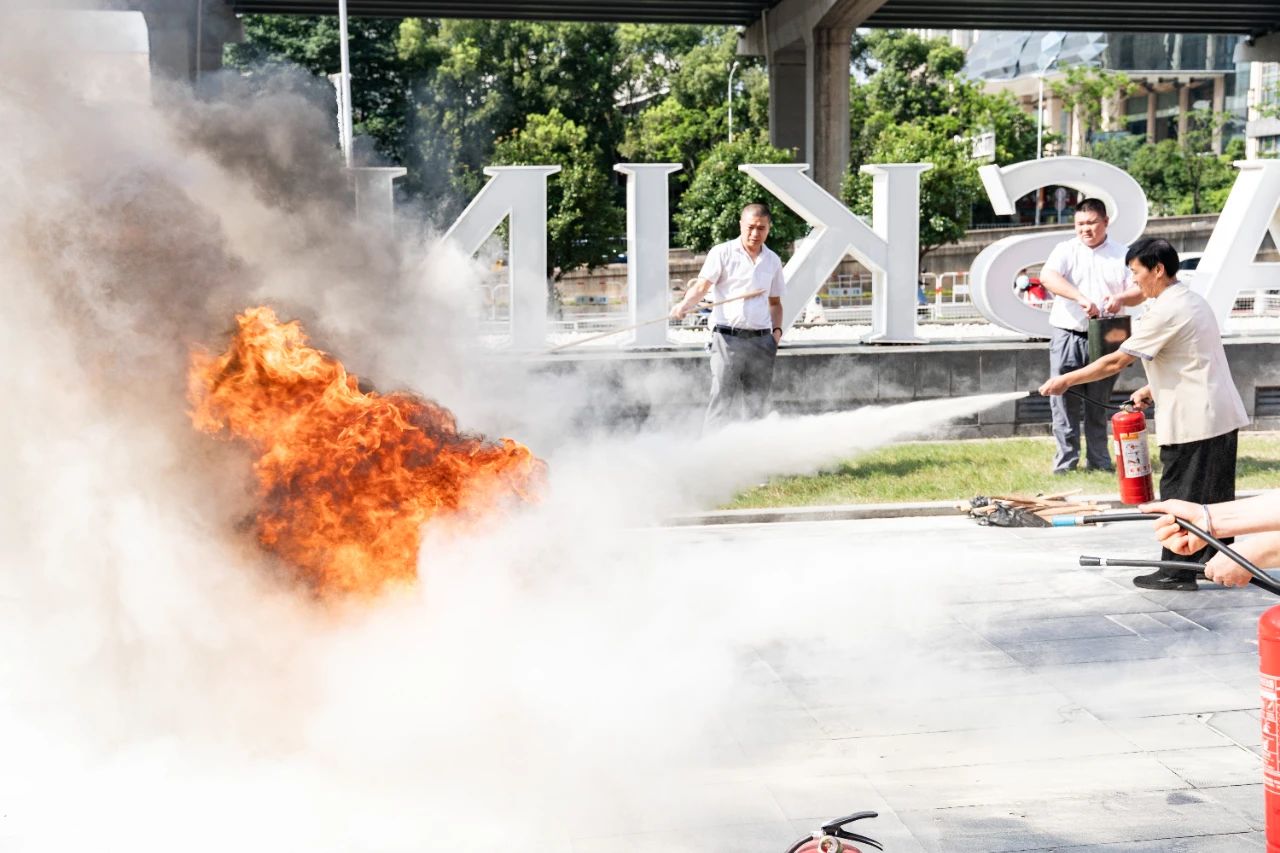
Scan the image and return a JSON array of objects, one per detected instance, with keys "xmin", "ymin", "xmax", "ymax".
[{"xmin": 1156, "ymin": 429, "xmax": 1238, "ymax": 580}]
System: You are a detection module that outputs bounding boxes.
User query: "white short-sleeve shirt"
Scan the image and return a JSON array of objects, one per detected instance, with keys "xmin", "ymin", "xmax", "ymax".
[
  {"xmin": 1043, "ymin": 236, "xmax": 1132, "ymax": 332},
  {"xmin": 697, "ymin": 238, "xmax": 786, "ymax": 330},
  {"xmin": 1118, "ymin": 283, "xmax": 1248, "ymax": 446}
]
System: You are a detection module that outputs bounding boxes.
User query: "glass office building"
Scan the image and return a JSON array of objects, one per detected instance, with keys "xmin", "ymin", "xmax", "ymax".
[{"xmin": 961, "ymin": 30, "xmax": 1247, "ymax": 150}]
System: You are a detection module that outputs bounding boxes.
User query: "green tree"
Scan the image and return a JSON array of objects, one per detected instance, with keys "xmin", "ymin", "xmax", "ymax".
[
  {"xmin": 844, "ymin": 125, "xmax": 978, "ymax": 261},
  {"xmin": 1128, "ymin": 139, "xmax": 1188, "ymax": 215},
  {"xmin": 1088, "ymin": 132, "xmax": 1146, "ymax": 171},
  {"xmin": 224, "ymin": 15, "xmax": 412, "ymax": 164},
  {"xmin": 615, "ymin": 24, "xmax": 713, "ymax": 108},
  {"xmin": 1124, "ymin": 111, "xmax": 1238, "ymax": 216},
  {"xmin": 1048, "ymin": 66, "xmax": 1137, "ymax": 153},
  {"xmin": 843, "ymin": 30, "xmax": 1038, "ymax": 257},
  {"xmin": 490, "ymin": 110, "xmax": 625, "ymax": 282},
  {"xmin": 619, "ymin": 28, "xmax": 768, "ymax": 179},
  {"xmin": 674, "ymin": 134, "xmax": 807, "ymax": 256},
  {"xmin": 396, "ymin": 18, "xmax": 624, "ymax": 222},
  {"xmin": 1179, "ymin": 109, "xmax": 1234, "ymax": 214}
]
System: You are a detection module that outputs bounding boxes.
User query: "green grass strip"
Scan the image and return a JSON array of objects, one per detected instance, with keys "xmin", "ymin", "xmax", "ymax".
[{"xmin": 727, "ymin": 433, "xmax": 1280, "ymax": 509}]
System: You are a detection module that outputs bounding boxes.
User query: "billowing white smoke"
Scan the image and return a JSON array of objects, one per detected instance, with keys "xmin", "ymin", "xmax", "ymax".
[{"xmin": 0, "ymin": 8, "xmax": 1018, "ymax": 851}]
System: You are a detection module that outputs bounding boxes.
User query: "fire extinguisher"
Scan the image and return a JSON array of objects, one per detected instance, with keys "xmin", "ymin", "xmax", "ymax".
[
  {"xmin": 1111, "ymin": 403, "xmax": 1154, "ymax": 505},
  {"xmin": 1261, "ymin": 607, "xmax": 1280, "ymax": 852},
  {"xmin": 786, "ymin": 812, "xmax": 882, "ymax": 852}
]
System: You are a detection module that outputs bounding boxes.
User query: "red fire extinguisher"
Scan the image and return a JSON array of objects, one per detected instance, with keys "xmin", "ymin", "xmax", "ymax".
[
  {"xmin": 1111, "ymin": 404, "xmax": 1154, "ymax": 505},
  {"xmin": 1261, "ymin": 606, "xmax": 1280, "ymax": 852},
  {"xmin": 786, "ymin": 812, "xmax": 881, "ymax": 852}
]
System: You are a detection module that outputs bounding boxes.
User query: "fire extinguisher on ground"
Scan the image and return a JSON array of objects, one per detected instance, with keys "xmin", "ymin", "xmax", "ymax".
[
  {"xmin": 1262, "ymin": 609, "xmax": 1280, "ymax": 852},
  {"xmin": 1111, "ymin": 403, "xmax": 1154, "ymax": 505}
]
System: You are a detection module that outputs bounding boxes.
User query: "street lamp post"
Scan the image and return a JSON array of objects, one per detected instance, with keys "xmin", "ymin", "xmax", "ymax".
[
  {"xmin": 1036, "ymin": 73, "xmax": 1045, "ymax": 160},
  {"xmin": 337, "ymin": 0, "xmax": 354, "ymax": 168},
  {"xmin": 727, "ymin": 61, "xmax": 740, "ymax": 143},
  {"xmin": 1033, "ymin": 40, "xmax": 1059, "ymax": 227},
  {"xmin": 1035, "ymin": 72, "xmax": 1045, "ymax": 225}
]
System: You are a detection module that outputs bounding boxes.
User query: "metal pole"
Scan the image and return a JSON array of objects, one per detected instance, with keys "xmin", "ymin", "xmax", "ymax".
[
  {"xmin": 727, "ymin": 61, "xmax": 740, "ymax": 143},
  {"xmin": 195, "ymin": 0, "xmax": 204, "ymax": 86},
  {"xmin": 1035, "ymin": 73, "xmax": 1044, "ymax": 226},
  {"xmin": 338, "ymin": 0, "xmax": 354, "ymax": 168},
  {"xmin": 1036, "ymin": 74, "xmax": 1044, "ymax": 160}
]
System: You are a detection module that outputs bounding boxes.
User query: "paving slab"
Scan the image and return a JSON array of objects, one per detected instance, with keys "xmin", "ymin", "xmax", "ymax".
[
  {"xmin": 1154, "ymin": 745, "xmax": 1262, "ymax": 787},
  {"xmin": 1044, "ymin": 831, "xmax": 1265, "ymax": 852},
  {"xmin": 1200, "ymin": 783, "xmax": 1266, "ymax": 829},
  {"xmin": 630, "ymin": 515, "xmax": 1277, "ymax": 851},
  {"xmin": 896, "ymin": 788, "xmax": 1255, "ymax": 852},
  {"xmin": 1208, "ymin": 710, "xmax": 1265, "ymax": 753}
]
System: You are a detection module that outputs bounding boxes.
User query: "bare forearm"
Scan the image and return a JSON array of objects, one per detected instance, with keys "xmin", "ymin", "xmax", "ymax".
[
  {"xmin": 1145, "ymin": 492, "xmax": 1280, "ymax": 550},
  {"xmin": 1062, "ymin": 351, "xmax": 1133, "ymax": 386},
  {"xmin": 1118, "ymin": 285, "xmax": 1145, "ymax": 307},
  {"xmin": 1228, "ymin": 532, "xmax": 1280, "ymax": 569},
  {"xmin": 1039, "ymin": 270, "xmax": 1083, "ymax": 302},
  {"xmin": 1208, "ymin": 493, "xmax": 1280, "ymax": 538},
  {"xmin": 674, "ymin": 279, "xmax": 712, "ymax": 315},
  {"xmin": 769, "ymin": 299, "xmax": 783, "ymax": 332}
]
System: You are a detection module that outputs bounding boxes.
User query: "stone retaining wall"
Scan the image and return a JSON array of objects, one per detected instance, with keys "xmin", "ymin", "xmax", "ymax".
[{"xmin": 534, "ymin": 336, "xmax": 1280, "ymax": 437}]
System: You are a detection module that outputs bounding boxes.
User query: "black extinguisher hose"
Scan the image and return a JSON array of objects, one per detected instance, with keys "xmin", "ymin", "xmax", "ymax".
[
  {"xmin": 1026, "ymin": 388, "xmax": 1128, "ymax": 411},
  {"xmin": 1063, "ymin": 388, "xmax": 1128, "ymax": 412},
  {"xmin": 1078, "ymin": 512, "xmax": 1280, "ymax": 596}
]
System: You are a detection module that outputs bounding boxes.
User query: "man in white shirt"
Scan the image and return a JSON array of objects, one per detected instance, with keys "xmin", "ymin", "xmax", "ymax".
[
  {"xmin": 1040, "ymin": 198, "xmax": 1145, "ymax": 474},
  {"xmin": 670, "ymin": 203, "xmax": 786, "ymax": 429},
  {"xmin": 1039, "ymin": 237, "xmax": 1248, "ymax": 591}
]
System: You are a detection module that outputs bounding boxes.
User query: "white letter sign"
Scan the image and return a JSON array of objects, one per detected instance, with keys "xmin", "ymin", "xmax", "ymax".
[
  {"xmin": 741, "ymin": 162, "xmax": 931, "ymax": 342},
  {"xmin": 614, "ymin": 163, "xmax": 681, "ymax": 347},
  {"xmin": 443, "ymin": 165, "xmax": 560, "ymax": 350},
  {"xmin": 1190, "ymin": 159, "xmax": 1280, "ymax": 325},
  {"xmin": 970, "ymin": 156, "xmax": 1148, "ymax": 337}
]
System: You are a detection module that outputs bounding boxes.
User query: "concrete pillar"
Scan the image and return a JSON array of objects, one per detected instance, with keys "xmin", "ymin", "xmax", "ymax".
[
  {"xmin": 1212, "ymin": 75, "xmax": 1226, "ymax": 153},
  {"xmin": 1101, "ymin": 94, "xmax": 1122, "ymax": 132},
  {"xmin": 740, "ymin": 0, "xmax": 889, "ymax": 188},
  {"xmin": 769, "ymin": 46, "xmax": 808, "ymax": 160},
  {"xmin": 351, "ymin": 167, "xmax": 407, "ymax": 228},
  {"xmin": 1177, "ymin": 84, "xmax": 1191, "ymax": 142},
  {"xmin": 141, "ymin": 9, "xmax": 193, "ymax": 81},
  {"xmin": 1146, "ymin": 89, "xmax": 1158, "ymax": 143},
  {"xmin": 812, "ymin": 25, "xmax": 854, "ymax": 195},
  {"xmin": 138, "ymin": 0, "xmax": 240, "ymax": 91},
  {"xmin": 1044, "ymin": 94, "xmax": 1064, "ymax": 153},
  {"xmin": 1070, "ymin": 103, "xmax": 1086, "ymax": 155}
]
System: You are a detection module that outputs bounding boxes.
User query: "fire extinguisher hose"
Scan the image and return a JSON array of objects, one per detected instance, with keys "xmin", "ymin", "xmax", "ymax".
[
  {"xmin": 1076, "ymin": 512, "xmax": 1280, "ymax": 596},
  {"xmin": 1028, "ymin": 387, "xmax": 1130, "ymax": 412},
  {"xmin": 1063, "ymin": 388, "xmax": 1127, "ymax": 412}
]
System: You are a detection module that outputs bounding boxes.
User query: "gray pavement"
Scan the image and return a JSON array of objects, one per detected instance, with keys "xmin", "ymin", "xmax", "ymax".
[{"xmin": 573, "ymin": 515, "xmax": 1276, "ymax": 852}]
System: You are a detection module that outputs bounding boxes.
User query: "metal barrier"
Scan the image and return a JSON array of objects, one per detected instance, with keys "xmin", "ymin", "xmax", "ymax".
[{"xmin": 483, "ymin": 272, "xmax": 1280, "ymax": 341}]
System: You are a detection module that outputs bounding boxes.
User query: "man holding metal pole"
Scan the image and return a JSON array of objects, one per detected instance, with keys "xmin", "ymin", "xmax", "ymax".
[
  {"xmin": 670, "ymin": 203, "xmax": 786, "ymax": 429},
  {"xmin": 1040, "ymin": 237, "xmax": 1249, "ymax": 591},
  {"xmin": 1039, "ymin": 198, "xmax": 1145, "ymax": 474}
]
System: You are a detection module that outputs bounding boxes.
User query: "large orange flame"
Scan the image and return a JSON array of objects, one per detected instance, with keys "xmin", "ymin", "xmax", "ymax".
[{"xmin": 188, "ymin": 306, "xmax": 544, "ymax": 596}]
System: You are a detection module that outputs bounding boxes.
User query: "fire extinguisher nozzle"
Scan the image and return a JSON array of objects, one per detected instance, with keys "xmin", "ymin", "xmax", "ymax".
[{"xmin": 1079, "ymin": 556, "xmax": 1103, "ymax": 566}]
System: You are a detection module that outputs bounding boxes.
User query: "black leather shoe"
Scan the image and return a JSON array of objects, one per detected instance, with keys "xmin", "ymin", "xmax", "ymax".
[{"xmin": 1132, "ymin": 571, "xmax": 1198, "ymax": 592}]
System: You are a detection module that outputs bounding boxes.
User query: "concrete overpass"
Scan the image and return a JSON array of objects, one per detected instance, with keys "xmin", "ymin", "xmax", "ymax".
[
  {"xmin": 133, "ymin": 0, "xmax": 1280, "ymax": 193},
  {"xmin": 222, "ymin": 0, "xmax": 1280, "ymax": 34}
]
